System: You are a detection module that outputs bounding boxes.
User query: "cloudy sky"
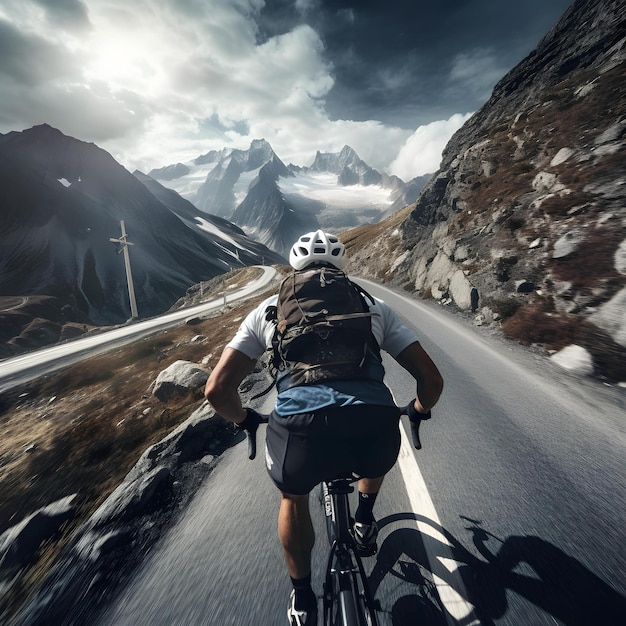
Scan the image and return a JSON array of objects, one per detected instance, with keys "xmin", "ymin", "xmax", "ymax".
[{"xmin": 0, "ymin": 0, "xmax": 572, "ymax": 180}]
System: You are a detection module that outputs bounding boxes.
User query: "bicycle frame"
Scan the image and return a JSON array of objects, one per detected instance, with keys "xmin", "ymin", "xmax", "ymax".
[{"xmin": 321, "ymin": 476, "xmax": 379, "ymax": 626}]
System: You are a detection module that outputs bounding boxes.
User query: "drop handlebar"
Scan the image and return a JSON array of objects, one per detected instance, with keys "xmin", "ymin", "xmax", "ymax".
[{"xmin": 243, "ymin": 403, "xmax": 428, "ymax": 460}]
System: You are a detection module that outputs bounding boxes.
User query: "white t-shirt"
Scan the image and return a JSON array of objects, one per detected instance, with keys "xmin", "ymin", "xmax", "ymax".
[
  {"xmin": 227, "ymin": 294, "xmax": 418, "ymax": 360},
  {"xmin": 227, "ymin": 293, "xmax": 419, "ymax": 414}
]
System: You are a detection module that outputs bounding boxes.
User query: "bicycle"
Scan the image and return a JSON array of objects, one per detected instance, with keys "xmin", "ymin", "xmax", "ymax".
[{"xmin": 245, "ymin": 403, "xmax": 425, "ymax": 626}]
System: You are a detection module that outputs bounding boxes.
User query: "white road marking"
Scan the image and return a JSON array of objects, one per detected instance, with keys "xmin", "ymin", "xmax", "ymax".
[{"xmin": 397, "ymin": 422, "xmax": 481, "ymax": 625}]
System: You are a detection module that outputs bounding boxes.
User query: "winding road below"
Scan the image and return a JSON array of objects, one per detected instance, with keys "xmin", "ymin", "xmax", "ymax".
[{"xmin": 0, "ymin": 267, "xmax": 279, "ymax": 394}]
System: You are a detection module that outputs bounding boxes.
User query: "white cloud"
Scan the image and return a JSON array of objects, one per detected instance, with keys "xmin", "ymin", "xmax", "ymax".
[
  {"xmin": 0, "ymin": 0, "xmax": 477, "ymax": 180},
  {"xmin": 389, "ymin": 113, "xmax": 474, "ymax": 179}
]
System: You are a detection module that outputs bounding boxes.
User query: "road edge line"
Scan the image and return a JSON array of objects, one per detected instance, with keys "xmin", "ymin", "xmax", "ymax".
[{"xmin": 397, "ymin": 422, "xmax": 481, "ymax": 625}]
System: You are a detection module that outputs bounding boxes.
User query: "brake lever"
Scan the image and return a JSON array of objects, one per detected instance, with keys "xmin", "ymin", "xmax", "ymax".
[
  {"xmin": 247, "ymin": 425, "xmax": 258, "ymax": 460},
  {"xmin": 246, "ymin": 414, "xmax": 269, "ymax": 460},
  {"xmin": 410, "ymin": 419, "xmax": 422, "ymax": 450},
  {"xmin": 400, "ymin": 403, "xmax": 428, "ymax": 450}
]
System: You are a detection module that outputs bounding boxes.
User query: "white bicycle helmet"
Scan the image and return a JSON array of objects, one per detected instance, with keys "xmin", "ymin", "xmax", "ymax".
[{"xmin": 289, "ymin": 230, "xmax": 347, "ymax": 270}]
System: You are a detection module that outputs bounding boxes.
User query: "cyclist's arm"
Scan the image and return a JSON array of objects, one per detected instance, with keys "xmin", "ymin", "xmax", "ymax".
[
  {"xmin": 205, "ymin": 298, "xmax": 274, "ymax": 423},
  {"xmin": 204, "ymin": 347, "xmax": 256, "ymax": 424},
  {"xmin": 394, "ymin": 341, "xmax": 443, "ymax": 414}
]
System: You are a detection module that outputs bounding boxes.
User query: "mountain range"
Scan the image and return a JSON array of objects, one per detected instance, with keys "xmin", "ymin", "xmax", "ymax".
[
  {"xmin": 148, "ymin": 141, "xmax": 428, "ymax": 256},
  {"xmin": 0, "ymin": 124, "xmax": 284, "ymax": 354}
]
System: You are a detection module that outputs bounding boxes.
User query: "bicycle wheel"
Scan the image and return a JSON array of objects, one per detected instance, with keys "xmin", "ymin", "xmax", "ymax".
[
  {"xmin": 338, "ymin": 587, "xmax": 361, "ymax": 626},
  {"xmin": 324, "ymin": 561, "xmax": 361, "ymax": 626},
  {"xmin": 324, "ymin": 544, "xmax": 378, "ymax": 626},
  {"xmin": 354, "ymin": 580, "xmax": 377, "ymax": 626},
  {"xmin": 351, "ymin": 548, "xmax": 379, "ymax": 626},
  {"xmin": 326, "ymin": 569, "xmax": 377, "ymax": 625}
]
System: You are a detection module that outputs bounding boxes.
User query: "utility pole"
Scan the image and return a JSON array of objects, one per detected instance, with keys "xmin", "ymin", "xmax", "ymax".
[{"xmin": 109, "ymin": 220, "xmax": 138, "ymax": 320}]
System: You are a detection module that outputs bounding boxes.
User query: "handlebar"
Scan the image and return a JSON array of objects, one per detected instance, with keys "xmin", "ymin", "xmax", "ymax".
[
  {"xmin": 243, "ymin": 402, "xmax": 428, "ymax": 460},
  {"xmin": 245, "ymin": 413, "xmax": 269, "ymax": 460},
  {"xmin": 409, "ymin": 417, "xmax": 423, "ymax": 450}
]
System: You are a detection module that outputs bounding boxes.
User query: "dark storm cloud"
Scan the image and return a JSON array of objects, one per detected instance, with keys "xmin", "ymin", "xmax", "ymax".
[{"xmin": 258, "ymin": 0, "xmax": 573, "ymax": 128}]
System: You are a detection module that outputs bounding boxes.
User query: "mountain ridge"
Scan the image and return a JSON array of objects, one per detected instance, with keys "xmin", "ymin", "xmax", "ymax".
[
  {"xmin": 149, "ymin": 140, "xmax": 427, "ymax": 255},
  {"xmin": 0, "ymin": 124, "xmax": 284, "ymax": 356},
  {"xmin": 345, "ymin": 0, "xmax": 626, "ymax": 382}
]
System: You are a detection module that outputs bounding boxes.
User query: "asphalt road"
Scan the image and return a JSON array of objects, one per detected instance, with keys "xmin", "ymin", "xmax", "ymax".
[
  {"xmin": 0, "ymin": 267, "xmax": 278, "ymax": 394},
  {"xmin": 96, "ymin": 278, "xmax": 626, "ymax": 625}
]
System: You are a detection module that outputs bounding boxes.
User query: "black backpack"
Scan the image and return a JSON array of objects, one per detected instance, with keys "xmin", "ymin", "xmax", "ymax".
[{"xmin": 265, "ymin": 264, "xmax": 382, "ymax": 392}]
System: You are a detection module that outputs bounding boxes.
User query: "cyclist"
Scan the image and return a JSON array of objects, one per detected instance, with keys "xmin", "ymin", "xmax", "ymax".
[{"xmin": 205, "ymin": 230, "xmax": 443, "ymax": 626}]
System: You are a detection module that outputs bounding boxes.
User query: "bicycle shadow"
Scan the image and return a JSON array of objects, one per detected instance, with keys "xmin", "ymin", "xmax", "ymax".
[{"xmin": 371, "ymin": 513, "xmax": 626, "ymax": 626}]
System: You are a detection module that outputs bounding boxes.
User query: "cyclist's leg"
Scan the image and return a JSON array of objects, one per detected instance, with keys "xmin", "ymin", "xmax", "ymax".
[
  {"xmin": 279, "ymin": 491, "xmax": 318, "ymax": 623},
  {"xmin": 349, "ymin": 406, "xmax": 400, "ymax": 555},
  {"xmin": 278, "ymin": 491, "xmax": 315, "ymax": 580},
  {"xmin": 355, "ymin": 476, "xmax": 384, "ymax": 523},
  {"xmin": 265, "ymin": 411, "xmax": 335, "ymax": 623},
  {"xmin": 358, "ymin": 476, "xmax": 384, "ymax": 493}
]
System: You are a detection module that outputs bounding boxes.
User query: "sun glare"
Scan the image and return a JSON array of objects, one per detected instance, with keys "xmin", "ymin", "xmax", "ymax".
[{"xmin": 83, "ymin": 29, "xmax": 161, "ymax": 94}]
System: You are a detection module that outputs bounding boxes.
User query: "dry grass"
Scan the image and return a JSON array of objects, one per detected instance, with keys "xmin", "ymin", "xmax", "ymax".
[
  {"xmin": 0, "ymin": 269, "xmax": 275, "ymax": 618},
  {"xmin": 341, "ymin": 205, "xmax": 413, "ymax": 282}
]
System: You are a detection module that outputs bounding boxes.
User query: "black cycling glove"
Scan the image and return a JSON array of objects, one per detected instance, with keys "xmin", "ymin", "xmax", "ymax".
[
  {"xmin": 235, "ymin": 407, "xmax": 263, "ymax": 433},
  {"xmin": 404, "ymin": 399, "xmax": 432, "ymax": 422}
]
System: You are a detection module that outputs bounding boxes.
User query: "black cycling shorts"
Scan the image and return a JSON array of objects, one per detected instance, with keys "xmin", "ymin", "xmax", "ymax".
[{"xmin": 264, "ymin": 404, "xmax": 401, "ymax": 495}]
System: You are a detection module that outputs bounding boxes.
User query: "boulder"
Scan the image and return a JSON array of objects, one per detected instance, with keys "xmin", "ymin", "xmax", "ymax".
[
  {"xmin": 589, "ymin": 287, "xmax": 626, "ymax": 347},
  {"xmin": 550, "ymin": 345, "xmax": 594, "ymax": 376},
  {"xmin": 0, "ymin": 495, "xmax": 76, "ymax": 569},
  {"xmin": 152, "ymin": 360, "xmax": 211, "ymax": 401},
  {"xmin": 552, "ymin": 230, "xmax": 584, "ymax": 259},
  {"xmin": 449, "ymin": 270, "xmax": 474, "ymax": 309},
  {"xmin": 88, "ymin": 466, "xmax": 172, "ymax": 529},
  {"xmin": 532, "ymin": 171, "xmax": 566, "ymax": 194},
  {"xmin": 550, "ymin": 147, "xmax": 575, "ymax": 166}
]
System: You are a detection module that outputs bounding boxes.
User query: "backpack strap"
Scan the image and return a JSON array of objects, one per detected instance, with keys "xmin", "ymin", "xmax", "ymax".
[
  {"xmin": 347, "ymin": 279, "xmax": 382, "ymax": 359},
  {"xmin": 352, "ymin": 280, "xmax": 377, "ymax": 308},
  {"xmin": 249, "ymin": 305, "xmax": 279, "ymax": 400},
  {"xmin": 250, "ymin": 377, "xmax": 276, "ymax": 400}
]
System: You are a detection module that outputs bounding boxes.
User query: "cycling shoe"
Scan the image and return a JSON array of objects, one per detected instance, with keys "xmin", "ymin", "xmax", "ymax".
[
  {"xmin": 287, "ymin": 589, "xmax": 318, "ymax": 626},
  {"xmin": 353, "ymin": 520, "xmax": 378, "ymax": 556}
]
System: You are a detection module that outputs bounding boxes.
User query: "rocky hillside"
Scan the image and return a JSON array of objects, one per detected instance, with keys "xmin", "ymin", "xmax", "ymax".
[{"xmin": 345, "ymin": 0, "xmax": 626, "ymax": 383}]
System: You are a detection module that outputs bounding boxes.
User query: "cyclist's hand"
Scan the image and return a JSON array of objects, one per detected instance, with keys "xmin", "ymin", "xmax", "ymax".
[
  {"xmin": 402, "ymin": 400, "xmax": 430, "ymax": 451},
  {"xmin": 235, "ymin": 407, "xmax": 263, "ymax": 433},
  {"xmin": 238, "ymin": 408, "xmax": 269, "ymax": 460},
  {"xmin": 404, "ymin": 399, "xmax": 432, "ymax": 422}
]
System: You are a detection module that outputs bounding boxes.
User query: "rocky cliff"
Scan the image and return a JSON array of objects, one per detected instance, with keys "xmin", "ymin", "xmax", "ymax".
[{"xmin": 345, "ymin": 0, "xmax": 626, "ymax": 382}]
